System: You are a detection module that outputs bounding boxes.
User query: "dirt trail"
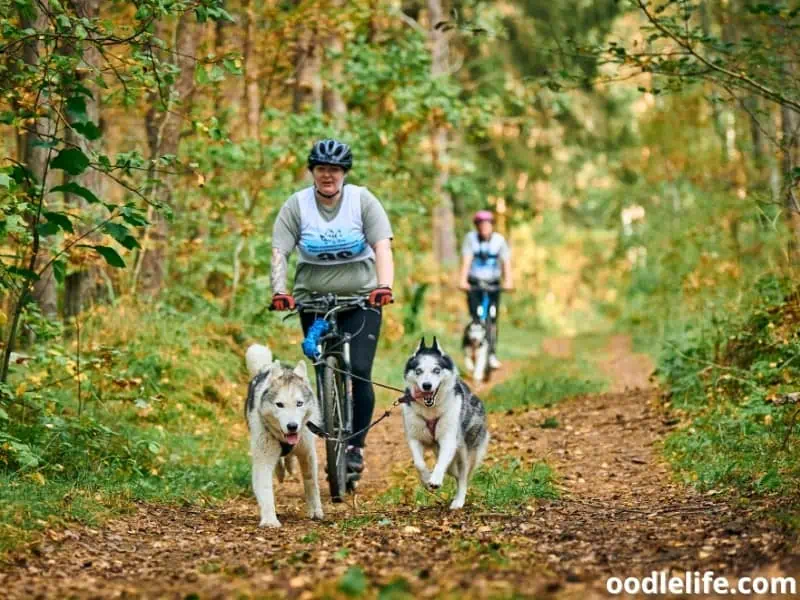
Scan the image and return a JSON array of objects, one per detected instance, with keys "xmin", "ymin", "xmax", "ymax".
[{"xmin": 2, "ymin": 336, "xmax": 798, "ymax": 598}]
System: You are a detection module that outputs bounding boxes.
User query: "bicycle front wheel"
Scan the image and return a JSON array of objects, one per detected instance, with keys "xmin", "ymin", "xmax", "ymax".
[{"xmin": 323, "ymin": 355, "xmax": 348, "ymax": 502}]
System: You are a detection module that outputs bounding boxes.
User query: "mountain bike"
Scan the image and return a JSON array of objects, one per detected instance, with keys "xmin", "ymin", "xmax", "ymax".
[{"xmin": 296, "ymin": 294, "xmax": 372, "ymax": 502}]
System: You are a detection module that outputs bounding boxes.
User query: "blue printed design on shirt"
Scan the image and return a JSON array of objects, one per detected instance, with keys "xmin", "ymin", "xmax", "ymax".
[{"xmin": 300, "ymin": 228, "xmax": 367, "ymax": 261}]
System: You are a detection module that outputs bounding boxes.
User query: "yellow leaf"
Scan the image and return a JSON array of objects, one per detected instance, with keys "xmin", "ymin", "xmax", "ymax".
[
  {"xmin": 27, "ymin": 472, "xmax": 46, "ymax": 486},
  {"xmin": 15, "ymin": 382, "xmax": 26, "ymax": 396},
  {"xmin": 0, "ymin": 309, "xmax": 7, "ymax": 326}
]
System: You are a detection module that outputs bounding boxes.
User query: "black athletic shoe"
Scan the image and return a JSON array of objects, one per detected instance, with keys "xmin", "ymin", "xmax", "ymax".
[{"xmin": 346, "ymin": 447, "xmax": 364, "ymax": 474}]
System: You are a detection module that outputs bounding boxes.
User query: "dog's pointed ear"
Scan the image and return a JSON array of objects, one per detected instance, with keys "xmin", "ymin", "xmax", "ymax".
[
  {"xmin": 416, "ymin": 337, "xmax": 427, "ymax": 353},
  {"xmin": 294, "ymin": 360, "xmax": 308, "ymax": 379},
  {"xmin": 431, "ymin": 336, "xmax": 442, "ymax": 354}
]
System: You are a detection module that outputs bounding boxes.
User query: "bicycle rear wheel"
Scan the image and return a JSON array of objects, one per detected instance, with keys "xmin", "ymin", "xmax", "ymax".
[{"xmin": 323, "ymin": 356, "xmax": 348, "ymax": 502}]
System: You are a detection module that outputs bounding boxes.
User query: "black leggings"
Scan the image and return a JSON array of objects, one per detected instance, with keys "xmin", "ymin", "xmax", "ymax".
[{"xmin": 300, "ymin": 307, "xmax": 382, "ymax": 448}]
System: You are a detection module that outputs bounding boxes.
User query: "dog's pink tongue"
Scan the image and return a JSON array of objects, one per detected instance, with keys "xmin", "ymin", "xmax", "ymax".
[{"xmin": 285, "ymin": 432, "xmax": 300, "ymax": 445}]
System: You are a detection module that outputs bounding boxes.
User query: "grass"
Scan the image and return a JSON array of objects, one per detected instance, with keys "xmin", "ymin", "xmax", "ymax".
[
  {"xmin": 483, "ymin": 334, "xmax": 608, "ymax": 413},
  {"xmin": 378, "ymin": 458, "xmax": 557, "ymax": 510},
  {"xmin": 657, "ymin": 283, "xmax": 800, "ymax": 497}
]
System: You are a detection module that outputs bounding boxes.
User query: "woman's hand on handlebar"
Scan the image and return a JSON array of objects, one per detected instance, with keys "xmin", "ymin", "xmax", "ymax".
[{"xmin": 270, "ymin": 293, "xmax": 296, "ymax": 311}]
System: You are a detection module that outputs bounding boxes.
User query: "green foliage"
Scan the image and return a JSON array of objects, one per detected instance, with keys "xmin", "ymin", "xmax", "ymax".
[
  {"xmin": 484, "ymin": 338, "xmax": 607, "ymax": 413},
  {"xmin": 379, "ymin": 459, "xmax": 557, "ymax": 510},
  {"xmin": 470, "ymin": 459, "xmax": 558, "ymax": 507},
  {"xmin": 658, "ymin": 279, "xmax": 800, "ymax": 495},
  {"xmin": 338, "ymin": 566, "xmax": 368, "ymax": 597}
]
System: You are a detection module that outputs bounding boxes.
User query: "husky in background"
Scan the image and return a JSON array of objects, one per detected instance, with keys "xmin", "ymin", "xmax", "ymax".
[
  {"xmin": 462, "ymin": 320, "xmax": 489, "ymax": 382},
  {"xmin": 401, "ymin": 337, "xmax": 490, "ymax": 510},
  {"xmin": 245, "ymin": 344, "xmax": 323, "ymax": 528}
]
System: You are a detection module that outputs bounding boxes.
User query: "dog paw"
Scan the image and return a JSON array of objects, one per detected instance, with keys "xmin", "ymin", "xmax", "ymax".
[
  {"xmin": 258, "ymin": 517, "xmax": 282, "ymax": 528},
  {"xmin": 427, "ymin": 473, "xmax": 443, "ymax": 490},
  {"xmin": 309, "ymin": 507, "xmax": 324, "ymax": 520},
  {"xmin": 418, "ymin": 469, "xmax": 432, "ymax": 486},
  {"xmin": 449, "ymin": 498, "xmax": 465, "ymax": 510}
]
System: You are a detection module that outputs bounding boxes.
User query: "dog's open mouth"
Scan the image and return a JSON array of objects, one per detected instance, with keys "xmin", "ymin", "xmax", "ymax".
[
  {"xmin": 284, "ymin": 432, "xmax": 300, "ymax": 445},
  {"xmin": 413, "ymin": 386, "xmax": 439, "ymax": 407}
]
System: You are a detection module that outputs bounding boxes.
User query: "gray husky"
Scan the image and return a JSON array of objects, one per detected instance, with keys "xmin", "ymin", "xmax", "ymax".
[
  {"xmin": 245, "ymin": 344, "xmax": 323, "ymax": 527},
  {"xmin": 401, "ymin": 337, "xmax": 490, "ymax": 509}
]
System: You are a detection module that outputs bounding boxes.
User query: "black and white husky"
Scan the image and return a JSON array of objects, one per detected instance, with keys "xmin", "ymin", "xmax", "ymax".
[
  {"xmin": 244, "ymin": 344, "xmax": 323, "ymax": 528},
  {"xmin": 401, "ymin": 337, "xmax": 490, "ymax": 509},
  {"xmin": 462, "ymin": 320, "xmax": 489, "ymax": 382}
]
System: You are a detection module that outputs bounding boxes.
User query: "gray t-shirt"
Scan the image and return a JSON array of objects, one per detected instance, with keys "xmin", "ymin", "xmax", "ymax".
[{"xmin": 272, "ymin": 185, "xmax": 393, "ymax": 300}]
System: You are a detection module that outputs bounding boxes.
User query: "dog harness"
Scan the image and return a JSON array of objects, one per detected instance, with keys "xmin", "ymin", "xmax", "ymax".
[
  {"xmin": 397, "ymin": 392, "xmax": 440, "ymax": 439},
  {"xmin": 280, "ymin": 441, "xmax": 295, "ymax": 456},
  {"xmin": 424, "ymin": 417, "xmax": 439, "ymax": 438},
  {"xmin": 297, "ymin": 184, "xmax": 375, "ymax": 265}
]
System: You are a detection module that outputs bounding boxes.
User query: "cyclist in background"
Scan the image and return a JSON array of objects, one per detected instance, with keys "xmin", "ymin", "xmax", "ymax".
[
  {"xmin": 458, "ymin": 210, "xmax": 513, "ymax": 369},
  {"xmin": 270, "ymin": 139, "xmax": 394, "ymax": 479}
]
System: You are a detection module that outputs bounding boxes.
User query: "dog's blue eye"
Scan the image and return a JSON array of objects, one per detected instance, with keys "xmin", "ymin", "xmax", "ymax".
[
  {"xmin": 297, "ymin": 402, "xmax": 304, "ymax": 407},
  {"xmin": 276, "ymin": 402, "xmax": 284, "ymax": 408},
  {"xmin": 415, "ymin": 368, "xmax": 423, "ymax": 376},
  {"xmin": 433, "ymin": 368, "xmax": 441, "ymax": 375}
]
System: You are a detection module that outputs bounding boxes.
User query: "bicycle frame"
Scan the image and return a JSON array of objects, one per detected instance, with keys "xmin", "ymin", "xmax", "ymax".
[
  {"xmin": 295, "ymin": 295, "xmax": 372, "ymax": 441},
  {"xmin": 473, "ymin": 283, "xmax": 499, "ymax": 324}
]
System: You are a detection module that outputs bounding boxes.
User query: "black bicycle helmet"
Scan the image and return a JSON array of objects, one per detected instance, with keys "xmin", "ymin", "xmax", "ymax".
[{"xmin": 308, "ymin": 138, "xmax": 353, "ymax": 171}]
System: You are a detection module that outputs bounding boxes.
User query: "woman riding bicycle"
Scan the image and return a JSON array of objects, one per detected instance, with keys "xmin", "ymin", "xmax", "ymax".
[
  {"xmin": 270, "ymin": 138, "xmax": 394, "ymax": 480},
  {"xmin": 458, "ymin": 210, "xmax": 513, "ymax": 369}
]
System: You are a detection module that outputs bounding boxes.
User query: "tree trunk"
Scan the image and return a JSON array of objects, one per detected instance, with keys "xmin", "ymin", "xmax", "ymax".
[
  {"xmin": 213, "ymin": 18, "xmax": 226, "ymax": 116},
  {"xmin": 746, "ymin": 96, "xmax": 765, "ymax": 169},
  {"xmin": 427, "ymin": 0, "xmax": 457, "ymax": 267},
  {"xmin": 21, "ymin": 2, "xmax": 57, "ymax": 318},
  {"xmin": 781, "ymin": 103, "xmax": 800, "ymax": 262},
  {"xmin": 292, "ymin": 1, "xmax": 322, "ymax": 113},
  {"xmin": 322, "ymin": 0, "xmax": 347, "ymax": 123},
  {"xmin": 64, "ymin": 0, "xmax": 103, "ymax": 319},
  {"xmin": 243, "ymin": 0, "xmax": 261, "ymax": 139},
  {"xmin": 137, "ymin": 12, "xmax": 199, "ymax": 296}
]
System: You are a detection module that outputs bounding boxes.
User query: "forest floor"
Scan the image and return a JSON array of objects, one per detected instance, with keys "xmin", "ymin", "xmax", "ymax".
[{"xmin": 1, "ymin": 335, "xmax": 799, "ymax": 599}]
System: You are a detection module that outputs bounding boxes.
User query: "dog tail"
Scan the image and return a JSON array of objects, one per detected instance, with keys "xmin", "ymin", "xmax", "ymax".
[{"xmin": 245, "ymin": 344, "xmax": 273, "ymax": 376}]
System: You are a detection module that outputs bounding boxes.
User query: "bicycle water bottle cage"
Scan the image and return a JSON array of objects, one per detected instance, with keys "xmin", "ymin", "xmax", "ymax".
[{"xmin": 302, "ymin": 318, "xmax": 331, "ymax": 359}]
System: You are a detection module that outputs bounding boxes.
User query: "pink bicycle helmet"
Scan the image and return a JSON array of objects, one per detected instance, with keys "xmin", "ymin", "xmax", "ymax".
[{"xmin": 473, "ymin": 210, "xmax": 494, "ymax": 225}]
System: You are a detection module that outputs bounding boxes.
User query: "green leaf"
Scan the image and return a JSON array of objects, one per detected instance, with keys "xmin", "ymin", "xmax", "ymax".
[
  {"xmin": 338, "ymin": 566, "xmax": 367, "ymax": 597},
  {"xmin": 51, "ymin": 148, "xmax": 90, "ymax": 176},
  {"xmin": 52, "ymin": 259, "xmax": 66, "ymax": 283},
  {"xmin": 92, "ymin": 245, "xmax": 126, "ymax": 268},
  {"xmin": 67, "ymin": 96, "xmax": 88, "ymax": 123},
  {"xmin": 7, "ymin": 266, "xmax": 39, "ymax": 281},
  {"xmin": 378, "ymin": 578, "xmax": 412, "ymax": 600},
  {"xmin": 0, "ymin": 406, "xmax": 8, "ymax": 421},
  {"xmin": 72, "ymin": 121, "xmax": 102, "ymax": 141},
  {"xmin": 134, "ymin": 4, "xmax": 151, "ymax": 20},
  {"xmin": 37, "ymin": 221, "xmax": 61, "ymax": 237},
  {"xmin": 0, "ymin": 173, "xmax": 10, "ymax": 188},
  {"xmin": 43, "ymin": 211, "xmax": 74, "ymax": 233},
  {"xmin": 120, "ymin": 206, "xmax": 148, "ymax": 227},
  {"xmin": 103, "ymin": 222, "xmax": 140, "ymax": 250},
  {"xmin": 50, "ymin": 182, "xmax": 100, "ymax": 204}
]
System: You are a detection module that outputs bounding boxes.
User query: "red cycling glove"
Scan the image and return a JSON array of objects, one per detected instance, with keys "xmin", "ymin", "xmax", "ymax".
[
  {"xmin": 271, "ymin": 293, "xmax": 296, "ymax": 311},
  {"xmin": 368, "ymin": 286, "xmax": 394, "ymax": 307}
]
